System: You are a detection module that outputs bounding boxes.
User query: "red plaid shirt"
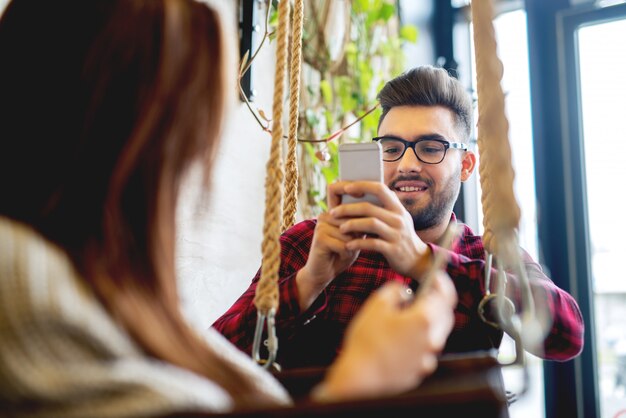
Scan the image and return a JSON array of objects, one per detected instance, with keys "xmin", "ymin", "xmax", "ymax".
[{"xmin": 213, "ymin": 214, "xmax": 584, "ymax": 368}]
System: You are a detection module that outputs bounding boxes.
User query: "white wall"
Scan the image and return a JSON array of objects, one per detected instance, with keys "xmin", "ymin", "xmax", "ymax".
[{"xmin": 176, "ymin": 2, "xmax": 277, "ymax": 332}]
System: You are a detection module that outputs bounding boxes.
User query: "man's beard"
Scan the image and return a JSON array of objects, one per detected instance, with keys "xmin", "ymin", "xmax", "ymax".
[{"xmin": 394, "ymin": 167, "xmax": 461, "ymax": 230}]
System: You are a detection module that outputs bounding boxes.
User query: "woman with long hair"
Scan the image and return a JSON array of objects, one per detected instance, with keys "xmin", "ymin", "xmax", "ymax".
[{"xmin": 0, "ymin": 0, "xmax": 457, "ymax": 416}]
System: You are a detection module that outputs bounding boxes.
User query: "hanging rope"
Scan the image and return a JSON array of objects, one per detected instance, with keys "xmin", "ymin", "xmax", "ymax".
[
  {"xmin": 282, "ymin": 0, "xmax": 304, "ymax": 231},
  {"xmin": 253, "ymin": 0, "xmax": 304, "ymax": 369},
  {"xmin": 471, "ymin": 0, "xmax": 520, "ymax": 342},
  {"xmin": 252, "ymin": 0, "xmax": 290, "ymax": 368},
  {"xmin": 471, "ymin": 0, "xmax": 539, "ymax": 369},
  {"xmin": 471, "ymin": 0, "xmax": 520, "ymax": 257}
]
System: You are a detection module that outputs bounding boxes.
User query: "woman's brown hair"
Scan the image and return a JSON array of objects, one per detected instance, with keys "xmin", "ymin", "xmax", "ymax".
[{"xmin": 0, "ymin": 0, "xmax": 267, "ymax": 408}]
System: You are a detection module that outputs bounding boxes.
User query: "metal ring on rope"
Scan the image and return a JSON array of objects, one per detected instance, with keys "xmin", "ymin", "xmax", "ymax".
[
  {"xmin": 252, "ymin": 309, "xmax": 281, "ymax": 372},
  {"xmin": 478, "ymin": 252, "xmax": 517, "ymax": 331},
  {"xmin": 477, "ymin": 253, "xmax": 530, "ymax": 397}
]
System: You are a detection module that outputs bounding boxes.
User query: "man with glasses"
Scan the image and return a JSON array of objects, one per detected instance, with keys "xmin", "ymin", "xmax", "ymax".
[{"xmin": 214, "ymin": 65, "xmax": 584, "ymax": 369}]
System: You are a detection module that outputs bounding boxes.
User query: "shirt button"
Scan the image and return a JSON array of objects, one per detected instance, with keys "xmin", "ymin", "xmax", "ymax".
[{"xmin": 302, "ymin": 314, "xmax": 317, "ymax": 325}]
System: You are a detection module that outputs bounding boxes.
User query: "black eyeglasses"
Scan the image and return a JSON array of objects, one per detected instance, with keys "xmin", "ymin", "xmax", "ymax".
[{"xmin": 373, "ymin": 136, "xmax": 468, "ymax": 164}]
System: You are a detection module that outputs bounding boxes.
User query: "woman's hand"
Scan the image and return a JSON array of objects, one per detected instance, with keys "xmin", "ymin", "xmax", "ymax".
[{"xmin": 314, "ymin": 272, "xmax": 457, "ymax": 402}]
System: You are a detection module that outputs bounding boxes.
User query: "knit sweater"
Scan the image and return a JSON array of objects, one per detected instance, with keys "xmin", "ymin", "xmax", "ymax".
[{"xmin": 0, "ymin": 217, "xmax": 290, "ymax": 417}]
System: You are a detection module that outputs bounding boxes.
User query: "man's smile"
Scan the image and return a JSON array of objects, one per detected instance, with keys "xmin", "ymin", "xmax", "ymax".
[{"xmin": 391, "ymin": 179, "xmax": 430, "ymax": 196}]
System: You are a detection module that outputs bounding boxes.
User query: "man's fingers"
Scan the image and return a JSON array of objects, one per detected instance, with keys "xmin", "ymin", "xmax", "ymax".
[
  {"xmin": 344, "ymin": 236, "xmax": 388, "ymax": 254},
  {"xmin": 315, "ymin": 222, "xmax": 362, "ymax": 245},
  {"xmin": 329, "ymin": 181, "xmax": 403, "ymax": 213},
  {"xmin": 343, "ymin": 181, "xmax": 399, "ymax": 209},
  {"xmin": 332, "ymin": 203, "xmax": 402, "ymax": 229},
  {"xmin": 339, "ymin": 216, "xmax": 403, "ymax": 241},
  {"xmin": 317, "ymin": 211, "xmax": 347, "ymax": 227},
  {"xmin": 327, "ymin": 181, "xmax": 355, "ymax": 209}
]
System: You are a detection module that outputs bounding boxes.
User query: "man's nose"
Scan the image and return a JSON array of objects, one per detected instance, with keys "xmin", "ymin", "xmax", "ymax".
[{"xmin": 397, "ymin": 146, "xmax": 423, "ymax": 172}]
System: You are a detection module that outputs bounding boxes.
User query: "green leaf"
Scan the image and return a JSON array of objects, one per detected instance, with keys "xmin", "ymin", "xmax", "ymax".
[
  {"xmin": 318, "ymin": 141, "xmax": 339, "ymax": 186},
  {"xmin": 365, "ymin": 11, "xmax": 378, "ymax": 27},
  {"xmin": 379, "ymin": 3, "xmax": 395, "ymax": 22},
  {"xmin": 337, "ymin": 77, "xmax": 357, "ymax": 112},
  {"xmin": 321, "ymin": 164, "xmax": 338, "ymax": 185},
  {"xmin": 372, "ymin": 0, "xmax": 383, "ymax": 13},
  {"xmin": 376, "ymin": 79, "xmax": 386, "ymax": 95},
  {"xmin": 354, "ymin": 0, "xmax": 371, "ymax": 13},
  {"xmin": 358, "ymin": 62, "xmax": 373, "ymax": 100},
  {"xmin": 269, "ymin": 2, "xmax": 279, "ymax": 29},
  {"xmin": 320, "ymin": 79, "xmax": 333, "ymax": 106},
  {"xmin": 345, "ymin": 42, "xmax": 358, "ymax": 66},
  {"xmin": 362, "ymin": 105, "xmax": 383, "ymax": 136},
  {"xmin": 303, "ymin": 142, "xmax": 317, "ymax": 161},
  {"xmin": 400, "ymin": 24, "xmax": 419, "ymax": 43},
  {"xmin": 317, "ymin": 199, "xmax": 328, "ymax": 212},
  {"xmin": 324, "ymin": 109, "xmax": 334, "ymax": 132},
  {"xmin": 345, "ymin": 42, "xmax": 358, "ymax": 55}
]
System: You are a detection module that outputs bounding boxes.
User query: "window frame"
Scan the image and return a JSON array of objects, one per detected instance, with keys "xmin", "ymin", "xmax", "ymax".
[{"xmin": 529, "ymin": 1, "xmax": 626, "ymax": 417}]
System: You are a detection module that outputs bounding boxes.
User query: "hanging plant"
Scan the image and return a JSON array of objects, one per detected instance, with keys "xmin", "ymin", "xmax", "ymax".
[
  {"xmin": 239, "ymin": 0, "xmax": 418, "ymax": 218},
  {"xmin": 296, "ymin": 0, "xmax": 418, "ymax": 217}
]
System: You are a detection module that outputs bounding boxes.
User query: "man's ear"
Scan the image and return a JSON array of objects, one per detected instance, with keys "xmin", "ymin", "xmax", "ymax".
[{"xmin": 460, "ymin": 150, "xmax": 476, "ymax": 182}]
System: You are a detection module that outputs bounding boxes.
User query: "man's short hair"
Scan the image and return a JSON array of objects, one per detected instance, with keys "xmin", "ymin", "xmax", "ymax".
[{"xmin": 377, "ymin": 65, "xmax": 473, "ymax": 142}]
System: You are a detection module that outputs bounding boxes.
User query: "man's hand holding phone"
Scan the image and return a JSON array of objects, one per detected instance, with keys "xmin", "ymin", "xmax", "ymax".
[
  {"xmin": 296, "ymin": 208, "xmax": 361, "ymax": 311},
  {"xmin": 295, "ymin": 143, "xmax": 383, "ymax": 310},
  {"xmin": 329, "ymin": 180, "xmax": 430, "ymax": 282},
  {"xmin": 296, "ymin": 142, "xmax": 430, "ymax": 310},
  {"xmin": 328, "ymin": 142, "xmax": 431, "ymax": 282}
]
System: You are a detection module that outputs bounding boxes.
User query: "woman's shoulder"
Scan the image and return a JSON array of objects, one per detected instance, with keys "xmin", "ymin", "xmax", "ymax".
[{"xmin": 0, "ymin": 217, "xmax": 274, "ymax": 416}]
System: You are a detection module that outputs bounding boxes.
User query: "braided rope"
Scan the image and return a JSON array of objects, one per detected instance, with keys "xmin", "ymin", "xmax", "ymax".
[
  {"xmin": 471, "ymin": 1, "xmax": 545, "ymax": 361},
  {"xmin": 282, "ymin": 0, "xmax": 304, "ymax": 231},
  {"xmin": 254, "ymin": 0, "xmax": 290, "ymax": 313},
  {"xmin": 470, "ymin": 0, "xmax": 520, "ymax": 257}
]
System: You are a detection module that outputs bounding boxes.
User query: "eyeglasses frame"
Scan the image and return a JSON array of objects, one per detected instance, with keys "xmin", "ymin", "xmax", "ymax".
[{"xmin": 372, "ymin": 135, "xmax": 468, "ymax": 164}]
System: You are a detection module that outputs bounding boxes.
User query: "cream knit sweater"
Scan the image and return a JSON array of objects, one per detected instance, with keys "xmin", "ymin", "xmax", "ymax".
[{"xmin": 0, "ymin": 217, "xmax": 290, "ymax": 417}]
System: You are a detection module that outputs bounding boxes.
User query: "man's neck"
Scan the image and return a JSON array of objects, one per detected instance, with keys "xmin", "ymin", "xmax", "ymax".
[{"xmin": 415, "ymin": 216, "xmax": 453, "ymax": 244}]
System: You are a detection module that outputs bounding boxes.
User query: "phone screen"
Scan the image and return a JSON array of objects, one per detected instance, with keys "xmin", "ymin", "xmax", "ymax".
[{"xmin": 338, "ymin": 142, "xmax": 383, "ymax": 206}]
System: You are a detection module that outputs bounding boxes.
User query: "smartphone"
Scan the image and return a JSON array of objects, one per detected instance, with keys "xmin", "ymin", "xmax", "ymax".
[{"xmin": 338, "ymin": 142, "xmax": 383, "ymax": 206}]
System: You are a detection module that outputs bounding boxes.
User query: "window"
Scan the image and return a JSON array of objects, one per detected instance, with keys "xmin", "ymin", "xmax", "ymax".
[{"xmin": 575, "ymin": 15, "xmax": 626, "ymax": 418}]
